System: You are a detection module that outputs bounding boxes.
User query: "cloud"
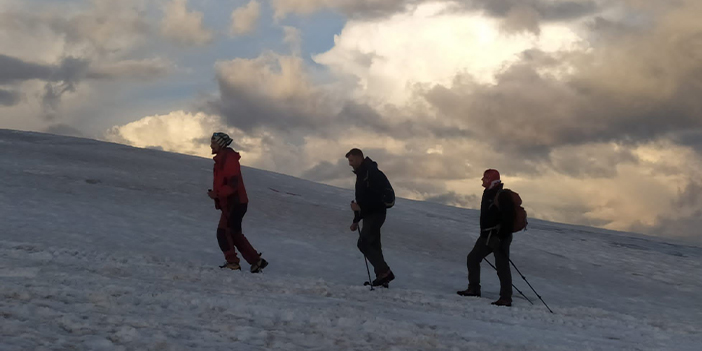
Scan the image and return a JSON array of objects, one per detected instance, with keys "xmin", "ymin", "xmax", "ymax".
[
  {"xmin": 230, "ymin": 0, "xmax": 261, "ymax": 36},
  {"xmin": 270, "ymin": 0, "xmax": 601, "ymax": 22},
  {"xmin": 0, "ymin": 0, "xmax": 170, "ymax": 125},
  {"xmin": 418, "ymin": 1, "xmax": 702, "ymax": 158},
  {"xmin": 313, "ymin": 4, "xmax": 584, "ymax": 106},
  {"xmin": 0, "ymin": 88, "xmax": 21, "ymax": 106},
  {"xmin": 547, "ymin": 143, "xmax": 638, "ymax": 178},
  {"xmin": 0, "ymin": 0, "xmax": 152, "ymax": 60},
  {"xmin": 499, "ymin": 4, "xmax": 541, "ymax": 35},
  {"xmin": 270, "ymin": 0, "xmax": 409, "ymax": 19},
  {"xmin": 300, "ymin": 159, "xmax": 349, "ymax": 183},
  {"xmin": 0, "ymin": 54, "xmax": 173, "ymax": 120},
  {"xmin": 425, "ymin": 191, "xmax": 479, "ymax": 208},
  {"xmin": 161, "ymin": 0, "xmax": 213, "ymax": 46},
  {"xmin": 282, "ymin": 26, "xmax": 302, "ymax": 54},
  {"xmin": 207, "ymin": 53, "xmax": 337, "ymax": 134},
  {"xmin": 466, "ymin": 0, "xmax": 599, "ymax": 21},
  {"xmin": 105, "ymin": 111, "xmax": 237, "ymax": 157},
  {"xmin": 206, "ymin": 50, "xmax": 474, "ymax": 145},
  {"xmin": 647, "ymin": 180, "xmax": 702, "ymax": 241},
  {"xmin": 0, "ymin": 54, "xmax": 57, "ymax": 84},
  {"xmin": 86, "ymin": 59, "xmax": 174, "ymax": 80},
  {"xmin": 0, "ymin": 54, "xmax": 90, "ymax": 119}
]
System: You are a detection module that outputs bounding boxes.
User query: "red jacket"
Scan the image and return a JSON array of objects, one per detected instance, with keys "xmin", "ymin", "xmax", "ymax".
[{"xmin": 213, "ymin": 148, "xmax": 249, "ymax": 210}]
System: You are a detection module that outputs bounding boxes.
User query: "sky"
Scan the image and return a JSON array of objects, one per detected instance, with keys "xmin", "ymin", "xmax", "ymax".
[{"xmin": 1, "ymin": 0, "xmax": 702, "ymax": 242}]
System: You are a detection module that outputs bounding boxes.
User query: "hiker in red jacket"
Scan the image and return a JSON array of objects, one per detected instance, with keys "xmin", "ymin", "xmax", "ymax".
[{"xmin": 207, "ymin": 132, "xmax": 268, "ymax": 273}]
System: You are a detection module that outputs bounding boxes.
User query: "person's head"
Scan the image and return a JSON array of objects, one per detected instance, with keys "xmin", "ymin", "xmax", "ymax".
[
  {"xmin": 345, "ymin": 148, "xmax": 364, "ymax": 170},
  {"xmin": 211, "ymin": 132, "xmax": 233, "ymax": 154},
  {"xmin": 481, "ymin": 169, "xmax": 500, "ymax": 188}
]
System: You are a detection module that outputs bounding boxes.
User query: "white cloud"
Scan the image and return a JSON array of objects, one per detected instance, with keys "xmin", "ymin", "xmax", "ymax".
[
  {"xmin": 230, "ymin": 0, "xmax": 260, "ymax": 36},
  {"xmin": 161, "ymin": 0, "xmax": 213, "ymax": 46},
  {"xmin": 106, "ymin": 111, "xmax": 243, "ymax": 158},
  {"xmin": 314, "ymin": 2, "xmax": 585, "ymax": 106}
]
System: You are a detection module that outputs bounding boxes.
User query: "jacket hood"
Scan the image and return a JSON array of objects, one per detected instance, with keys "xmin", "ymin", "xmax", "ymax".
[
  {"xmin": 214, "ymin": 148, "xmax": 240, "ymax": 163},
  {"xmin": 354, "ymin": 157, "xmax": 378, "ymax": 174}
]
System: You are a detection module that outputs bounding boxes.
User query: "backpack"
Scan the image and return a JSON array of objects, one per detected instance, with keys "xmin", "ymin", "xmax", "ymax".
[
  {"xmin": 494, "ymin": 189, "xmax": 527, "ymax": 232},
  {"xmin": 366, "ymin": 170, "xmax": 395, "ymax": 209},
  {"xmin": 382, "ymin": 180, "xmax": 395, "ymax": 208}
]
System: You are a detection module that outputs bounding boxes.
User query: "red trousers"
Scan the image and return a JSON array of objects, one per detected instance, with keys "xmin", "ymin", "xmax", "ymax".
[{"xmin": 217, "ymin": 203, "xmax": 259, "ymax": 264}]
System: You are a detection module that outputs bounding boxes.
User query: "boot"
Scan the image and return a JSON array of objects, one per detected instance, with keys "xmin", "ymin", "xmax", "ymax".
[
  {"xmin": 372, "ymin": 270, "xmax": 395, "ymax": 286},
  {"xmin": 250, "ymin": 258, "xmax": 268, "ymax": 273},
  {"xmin": 457, "ymin": 286, "xmax": 481, "ymax": 297},
  {"xmin": 220, "ymin": 261, "xmax": 241, "ymax": 270},
  {"xmin": 491, "ymin": 298, "xmax": 512, "ymax": 307}
]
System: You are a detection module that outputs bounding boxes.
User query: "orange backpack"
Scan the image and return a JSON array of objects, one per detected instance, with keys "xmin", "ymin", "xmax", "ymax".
[{"xmin": 494, "ymin": 189, "xmax": 528, "ymax": 232}]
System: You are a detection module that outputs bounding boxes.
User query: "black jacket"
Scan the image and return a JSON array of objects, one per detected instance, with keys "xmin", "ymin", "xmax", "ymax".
[
  {"xmin": 479, "ymin": 183, "xmax": 515, "ymax": 239},
  {"xmin": 353, "ymin": 157, "xmax": 389, "ymax": 223}
]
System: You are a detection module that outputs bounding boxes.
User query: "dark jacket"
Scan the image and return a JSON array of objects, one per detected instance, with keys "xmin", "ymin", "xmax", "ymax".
[
  {"xmin": 213, "ymin": 148, "xmax": 248, "ymax": 211},
  {"xmin": 479, "ymin": 183, "xmax": 515, "ymax": 240},
  {"xmin": 353, "ymin": 157, "xmax": 389, "ymax": 223}
]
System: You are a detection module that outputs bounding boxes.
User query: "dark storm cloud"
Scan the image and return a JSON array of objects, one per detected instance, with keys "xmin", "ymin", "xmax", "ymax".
[{"xmin": 0, "ymin": 88, "xmax": 21, "ymax": 106}]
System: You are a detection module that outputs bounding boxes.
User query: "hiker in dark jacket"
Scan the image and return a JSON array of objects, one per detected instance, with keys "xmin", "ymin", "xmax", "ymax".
[
  {"xmin": 346, "ymin": 148, "xmax": 395, "ymax": 286},
  {"xmin": 458, "ymin": 169, "xmax": 515, "ymax": 306},
  {"xmin": 208, "ymin": 132, "xmax": 268, "ymax": 273}
]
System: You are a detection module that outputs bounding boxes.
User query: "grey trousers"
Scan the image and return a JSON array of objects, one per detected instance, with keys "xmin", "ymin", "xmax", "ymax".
[
  {"xmin": 357, "ymin": 213, "xmax": 390, "ymax": 275},
  {"xmin": 467, "ymin": 233, "xmax": 513, "ymax": 299}
]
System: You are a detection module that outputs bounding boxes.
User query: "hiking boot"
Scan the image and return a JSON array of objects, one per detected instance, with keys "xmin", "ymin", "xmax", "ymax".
[
  {"xmin": 372, "ymin": 270, "xmax": 395, "ymax": 286},
  {"xmin": 220, "ymin": 262, "xmax": 241, "ymax": 270},
  {"xmin": 491, "ymin": 298, "xmax": 512, "ymax": 307},
  {"xmin": 457, "ymin": 286, "xmax": 481, "ymax": 297},
  {"xmin": 250, "ymin": 258, "xmax": 268, "ymax": 273}
]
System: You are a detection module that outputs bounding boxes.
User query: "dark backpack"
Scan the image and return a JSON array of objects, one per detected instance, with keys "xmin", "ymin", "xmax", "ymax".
[
  {"xmin": 382, "ymin": 180, "xmax": 395, "ymax": 208},
  {"xmin": 494, "ymin": 189, "xmax": 527, "ymax": 232},
  {"xmin": 366, "ymin": 170, "xmax": 395, "ymax": 209}
]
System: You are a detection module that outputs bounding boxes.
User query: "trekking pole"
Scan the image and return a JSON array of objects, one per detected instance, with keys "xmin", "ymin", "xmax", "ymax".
[
  {"xmin": 358, "ymin": 227, "xmax": 374, "ymax": 291},
  {"xmin": 483, "ymin": 258, "xmax": 533, "ymax": 305},
  {"xmin": 509, "ymin": 259, "xmax": 554, "ymax": 314}
]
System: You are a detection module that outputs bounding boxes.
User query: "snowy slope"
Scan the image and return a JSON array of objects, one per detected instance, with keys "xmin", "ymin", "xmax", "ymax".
[{"xmin": 1, "ymin": 129, "xmax": 701, "ymax": 351}]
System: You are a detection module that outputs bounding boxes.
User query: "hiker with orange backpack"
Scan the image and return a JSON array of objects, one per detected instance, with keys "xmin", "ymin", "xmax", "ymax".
[{"xmin": 458, "ymin": 169, "xmax": 526, "ymax": 306}]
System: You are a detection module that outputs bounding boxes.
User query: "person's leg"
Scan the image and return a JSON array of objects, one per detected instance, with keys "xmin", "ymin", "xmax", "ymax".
[
  {"xmin": 216, "ymin": 211, "xmax": 240, "ymax": 264},
  {"xmin": 493, "ymin": 234, "xmax": 513, "ymax": 300},
  {"xmin": 359, "ymin": 213, "xmax": 389, "ymax": 275},
  {"xmin": 466, "ymin": 235, "xmax": 492, "ymax": 292},
  {"xmin": 228, "ymin": 203, "xmax": 260, "ymax": 265}
]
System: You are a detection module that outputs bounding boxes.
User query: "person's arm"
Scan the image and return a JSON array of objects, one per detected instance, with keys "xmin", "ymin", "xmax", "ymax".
[{"xmin": 353, "ymin": 210, "xmax": 362, "ymax": 224}]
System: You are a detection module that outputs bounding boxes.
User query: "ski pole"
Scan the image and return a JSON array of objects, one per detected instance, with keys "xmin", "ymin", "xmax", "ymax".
[
  {"xmin": 358, "ymin": 227, "xmax": 374, "ymax": 291},
  {"xmin": 509, "ymin": 258, "xmax": 554, "ymax": 313},
  {"xmin": 483, "ymin": 258, "xmax": 533, "ymax": 305}
]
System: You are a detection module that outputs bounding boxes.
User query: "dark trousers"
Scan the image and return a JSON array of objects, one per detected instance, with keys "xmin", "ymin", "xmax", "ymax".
[
  {"xmin": 357, "ymin": 213, "xmax": 390, "ymax": 276},
  {"xmin": 217, "ymin": 203, "xmax": 259, "ymax": 264},
  {"xmin": 467, "ymin": 233, "xmax": 513, "ymax": 299}
]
